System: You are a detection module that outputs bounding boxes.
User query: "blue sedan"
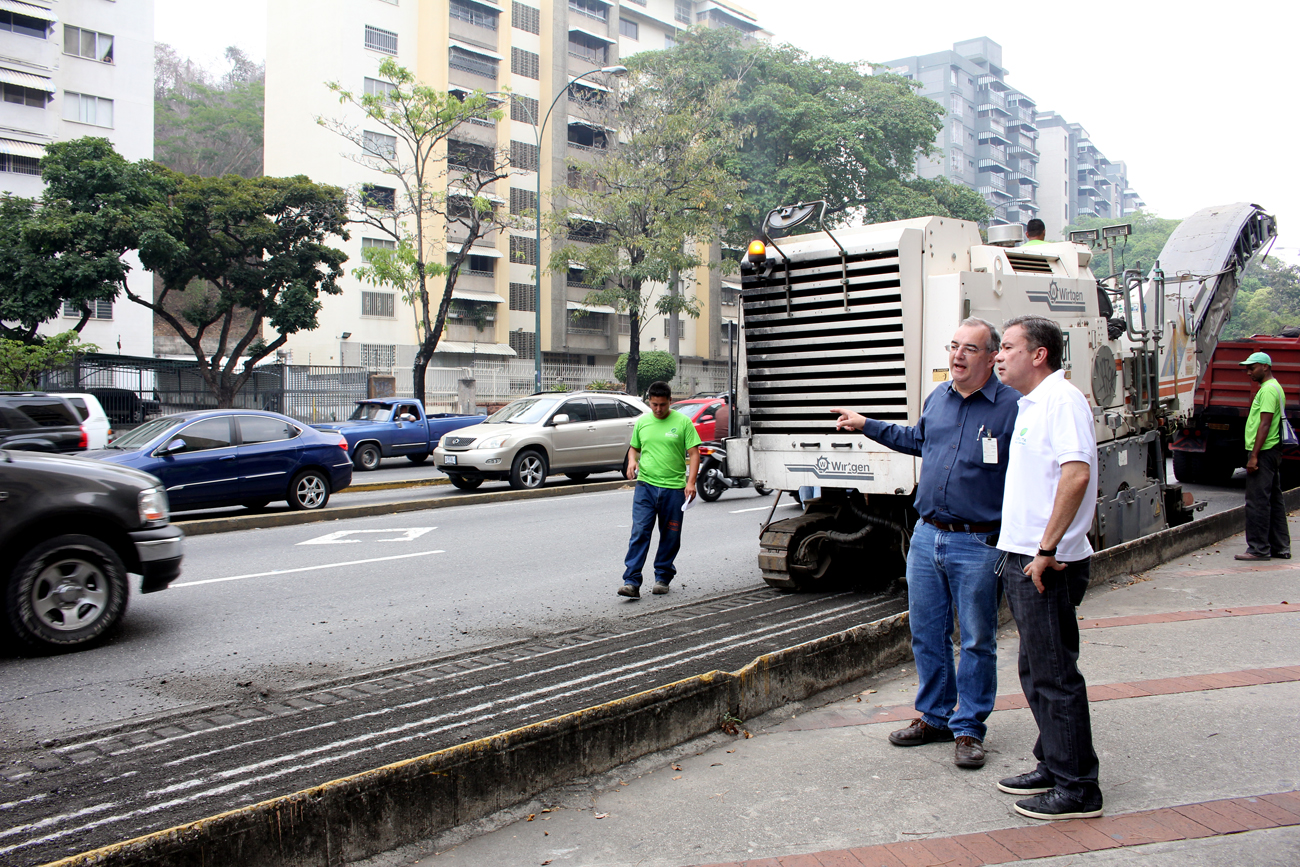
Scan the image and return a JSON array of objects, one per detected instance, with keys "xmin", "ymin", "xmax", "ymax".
[{"xmin": 86, "ymin": 410, "xmax": 353, "ymax": 512}]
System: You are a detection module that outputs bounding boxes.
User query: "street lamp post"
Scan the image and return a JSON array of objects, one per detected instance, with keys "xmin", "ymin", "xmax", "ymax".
[{"xmin": 517, "ymin": 64, "xmax": 626, "ymax": 393}]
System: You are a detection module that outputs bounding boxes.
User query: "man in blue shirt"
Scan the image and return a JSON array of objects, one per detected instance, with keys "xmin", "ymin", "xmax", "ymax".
[{"xmin": 832, "ymin": 318, "xmax": 1020, "ymax": 769}]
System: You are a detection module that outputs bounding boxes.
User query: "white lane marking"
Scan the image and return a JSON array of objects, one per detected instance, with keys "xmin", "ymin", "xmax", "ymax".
[
  {"xmin": 298, "ymin": 528, "xmax": 435, "ymax": 545},
  {"xmin": 170, "ymin": 551, "xmax": 444, "ymax": 587},
  {"xmin": 0, "ymin": 800, "xmax": 118, "ymax": 842},
  {"xmin": 0, "ymin": 793, "xmax": 48, "ymax": 812},
  {"xmin": 730, "ymin": 503, "xmax": 800, "ymax": 513}
]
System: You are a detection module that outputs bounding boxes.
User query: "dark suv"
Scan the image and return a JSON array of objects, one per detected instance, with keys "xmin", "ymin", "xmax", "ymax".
[
  {"xmin": 0, "ymin": 450, "xmax": 183, "ymax": 652},
  {"xmin": 0, "ymin": 392, "xmax": 86, "ymax": 453}
]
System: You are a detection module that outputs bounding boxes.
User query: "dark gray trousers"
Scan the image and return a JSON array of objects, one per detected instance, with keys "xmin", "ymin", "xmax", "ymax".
[{"xmin": 1244, "ymin": 446, "xmax": 1290, "ymax": 558}]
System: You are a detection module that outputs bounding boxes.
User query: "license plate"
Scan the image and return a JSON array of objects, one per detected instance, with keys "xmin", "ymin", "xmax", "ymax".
[{"xmin": 445, "ymin": 455, "xmax": 457, "ymax": 465}]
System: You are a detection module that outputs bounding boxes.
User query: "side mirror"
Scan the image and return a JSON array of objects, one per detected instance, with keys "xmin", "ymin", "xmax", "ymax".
[
  {"xmin": 551, "ymin": 413, "xmax": 570, "ymax": 425},
  {"xmin": 158, "ymin": 438, "xmax": 185, "ymax": 456}
]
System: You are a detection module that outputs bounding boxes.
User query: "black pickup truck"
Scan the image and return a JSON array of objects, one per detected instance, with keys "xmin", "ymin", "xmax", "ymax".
[
  {"xmin": 0, "ymin": 450, "xmax": 184, "ymax": 652},
  {"xmin": 0, "ymin": 392, "xmax": 86, "ymax": 453}
]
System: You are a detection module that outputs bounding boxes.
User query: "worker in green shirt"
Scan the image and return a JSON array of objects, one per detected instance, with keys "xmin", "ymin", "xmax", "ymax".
[
  {"xmin": 619, "ymin": 381, "xmax": 701, "ymax": 599},
  {"xmin": 1022, "ymin": 218, "xmax": 1049, "ymax": 247},
  {"xmin": 1236, "ymin": 351, "xmax": 1291, "ymax": 561}
]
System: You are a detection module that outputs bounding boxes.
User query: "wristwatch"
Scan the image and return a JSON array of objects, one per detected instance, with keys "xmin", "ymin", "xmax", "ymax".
[{"xmin": 1037, "ymin": 546, "xmax": 1057, "ymax": 559}]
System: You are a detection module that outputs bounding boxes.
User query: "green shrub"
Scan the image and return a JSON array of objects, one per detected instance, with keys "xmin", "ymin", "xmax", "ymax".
[{"xmin": 614, "ymin": 350, "xmax": 676, "ymax": 387}]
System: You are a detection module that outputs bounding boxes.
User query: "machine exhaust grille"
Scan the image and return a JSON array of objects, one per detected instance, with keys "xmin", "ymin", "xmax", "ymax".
[
  {"xmin": 742, "ymin": 249, "xmax": 906, "ymax": 435},
  {"xmin": 1005, "ymin": 252, "xmax": 1055, "ymax": 274}
]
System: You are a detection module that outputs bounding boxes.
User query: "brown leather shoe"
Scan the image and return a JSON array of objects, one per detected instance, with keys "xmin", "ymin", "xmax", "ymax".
[
  {"xmin": 954, "ymin": 736, "xmax": 986, "ymax": 769},
  {"xmin": 888, "ymin": 718, "xmax": 954, "ymax": 747},
  {"xmin": 1234, "ymin": 552, "xmax": 1270, "ymax": 561}
]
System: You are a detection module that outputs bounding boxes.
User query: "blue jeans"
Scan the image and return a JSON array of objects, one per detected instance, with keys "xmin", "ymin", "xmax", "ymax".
[
  {"xmin": 906, "ymin": 519, "xmax": 1002, "ymax": 741},
  {"xmin": 622, "ymin": 482, "xmax": 686, "ymax": 586},
  {"xmin": 1000, "ymin": 552, "xmax": 1101, "ymax": 803}
]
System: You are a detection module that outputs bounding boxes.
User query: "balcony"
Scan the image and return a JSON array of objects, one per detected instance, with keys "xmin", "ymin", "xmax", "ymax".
[
  {"xmin": 977, "ymin": 74, "xmax": 1009, "ymax": 92},
  {"xmin": 978, "ymin": 143, "xmax": 1007, "ymax": 163},
  {"xmin": 977, "ymin": 157, "xmax": 1010, "ymax": 173},
  {"xmin": 976, "ymin": 172, "xmax": 1007, "ymax": 192}
]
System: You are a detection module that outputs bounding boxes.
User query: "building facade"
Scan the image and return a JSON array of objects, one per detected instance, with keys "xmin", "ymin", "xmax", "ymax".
[
  {"xmin": 264, "ymin": 0, "xmax": 766, "ymax": 382},
  {"xmin": 878, "ymin": 37, "xmax": 1041, "ymax": 228},
  {"xmin": 0, "ymin": 0, "xmax": 155, "ymax": 355},
  {"xmin": 1036, "ymin": 112, "xmax": 1144, "ymax": 240}
]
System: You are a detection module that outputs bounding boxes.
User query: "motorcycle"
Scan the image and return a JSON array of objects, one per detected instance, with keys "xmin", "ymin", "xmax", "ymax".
[{"xmin": 696, "ymin": 440, "xmax": 773, "ymax": 502}]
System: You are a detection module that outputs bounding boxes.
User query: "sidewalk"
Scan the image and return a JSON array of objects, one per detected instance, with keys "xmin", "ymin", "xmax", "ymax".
[{"xmin": 405, "ymin": 518, "xmax": 1300, "ymax": 867}]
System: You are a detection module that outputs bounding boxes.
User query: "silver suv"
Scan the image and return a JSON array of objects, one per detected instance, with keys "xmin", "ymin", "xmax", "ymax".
[{"xmin": 432, "ymin": 391, "xmax": 648, "ymax": 490}]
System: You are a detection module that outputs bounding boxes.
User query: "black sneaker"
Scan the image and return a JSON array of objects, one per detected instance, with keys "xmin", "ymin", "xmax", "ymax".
[
  {"xmin": 617, "ymin": 584, "xmax": 640, "ymax": 598},
  {"xmin": 1014, "ymin": 789, "xmax": 1103, "ymax": 820},
  {"xmin": 652, "ymin": 581, "xmax": 670, "ymax": 595},
  {"xmin": 998, "ymin": 769, "xmax": 1054, "ymax": 795}
]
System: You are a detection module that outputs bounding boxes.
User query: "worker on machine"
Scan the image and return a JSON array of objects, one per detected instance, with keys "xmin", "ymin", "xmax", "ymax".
[{"xmin": 1022, "ymin": 218, "xmax": 1048, "ymax": 246}]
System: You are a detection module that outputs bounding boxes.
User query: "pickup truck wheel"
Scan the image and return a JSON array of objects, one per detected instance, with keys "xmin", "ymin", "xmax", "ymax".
[
  {"xmin": 6, "ymin": 535, "xmax": 128, "ymax": 652},
  {"xmin": 448, "ymin": 474, "xmax": 482, "ymax": 490},
  {"xmin": 288, "ymin": 470, "xmax": 331, "ymax": 510},
  {"xmin": 406, "ymin": 454, "xmax": 429, "ymax": 465},
  {"xmin": 354, "ymin": 443, "xmax": 381, "ymax": 471},
  {"xmin": 509, "ymin": 451, "xmax": 548, "ymax": 490},
  {"xmin": 565, "ymin": 472, "xmax": 589, "ymax": 482}
]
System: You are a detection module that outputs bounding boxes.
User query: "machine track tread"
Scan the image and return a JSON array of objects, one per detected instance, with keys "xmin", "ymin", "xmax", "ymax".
[{"xmin": 758, "ymin": 512, "xmax": 837, "ymax": 590}]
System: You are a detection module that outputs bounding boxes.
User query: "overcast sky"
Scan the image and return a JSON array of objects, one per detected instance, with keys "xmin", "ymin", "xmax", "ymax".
[{"xmin": 155, "ymin": 0, "xmax": 1299, "ymax": 262}]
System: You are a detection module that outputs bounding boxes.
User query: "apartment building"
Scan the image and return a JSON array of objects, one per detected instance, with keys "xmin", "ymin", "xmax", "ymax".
[
  {"xmin": 264, "ymin": 0, "xmax": 767, "ymax": 377},
  {"xmin": 878, "ymin": 37, "xmax": 1042, "ymax": 227},
  {"xmin": 0, "ymin": 0, "xmax": 155, "ymax": 355},
  {"xmin": 1036, "ymin": 112, "xmax": 1144, "ymax": 240}
]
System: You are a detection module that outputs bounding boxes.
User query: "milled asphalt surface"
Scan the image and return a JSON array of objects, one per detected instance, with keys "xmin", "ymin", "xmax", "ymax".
[{"xmin": 393, "ymin": 517, "xmax": 1300, "ymax": 867}]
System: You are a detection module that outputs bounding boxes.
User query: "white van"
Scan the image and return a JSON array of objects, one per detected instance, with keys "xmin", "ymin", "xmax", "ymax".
[{"xmin": 59, "ymin": 393, "xmax": 113, "ymax": 449}]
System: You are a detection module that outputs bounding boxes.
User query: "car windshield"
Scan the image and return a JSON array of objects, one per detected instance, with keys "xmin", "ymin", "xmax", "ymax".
[
  {"xmin": 349, "ymin": 403, "xmax": 391, "ymax": 421},
  {"xmin": 486, "ymin": 397, "xmax": 562, "ymax": 424},
  {"xmin": 671, "ymin": 401, "xmax": 701, "ymax": 419},
  {"xmin": 109, "ymin": 417, "xmax": 186, "ymax": 449}
]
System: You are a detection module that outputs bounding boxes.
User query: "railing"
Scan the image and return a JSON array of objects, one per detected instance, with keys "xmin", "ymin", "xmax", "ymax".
[
  {"xmin": 567, "ymin": 43, "xmax": 606, "ymax": 65},
  {"xmin": 567, "ymin": 140, "xmax": 606, "ymax": 153},
  {"xmin": 568, "ymin": 0, "xmax": 608, "ymax": 23}
]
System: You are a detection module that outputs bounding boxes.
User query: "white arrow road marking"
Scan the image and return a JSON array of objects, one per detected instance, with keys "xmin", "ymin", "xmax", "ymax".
[
  {"xmin": 298, "ymin": 528, "xmax": 436, "ymax": 545},
  {"xmin": 171, "ymin": 551, "xmax": 444, "ymax": 588}
]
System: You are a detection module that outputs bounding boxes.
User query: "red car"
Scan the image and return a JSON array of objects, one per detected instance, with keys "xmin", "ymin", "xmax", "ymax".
[{"xmin": 672, "ymin": 397, "xmax": 728, "ymax": 442}]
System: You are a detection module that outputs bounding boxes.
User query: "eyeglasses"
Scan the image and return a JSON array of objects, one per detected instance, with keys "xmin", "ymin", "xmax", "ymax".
[{"xmin": 948, "ymin": 344, "xmax": 987, "ymax": 356}]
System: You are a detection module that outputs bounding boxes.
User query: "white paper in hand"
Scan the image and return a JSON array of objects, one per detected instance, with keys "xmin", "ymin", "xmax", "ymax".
[{"xmin": 681, "ymin": 493, "xmax": 697, "ymax": 512}]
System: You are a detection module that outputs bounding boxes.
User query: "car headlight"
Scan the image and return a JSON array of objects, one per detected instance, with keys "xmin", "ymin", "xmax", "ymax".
[
  {"xmin": 138, "ymin": 486, "xmax": 169, "ymax": 525},
  {"xmin": 476, "ymin": 434, "xmax": 511, "ymax": 450}
]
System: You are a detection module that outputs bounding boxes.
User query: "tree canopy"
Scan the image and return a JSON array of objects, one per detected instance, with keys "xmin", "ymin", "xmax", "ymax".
[
  {"xmin": 1222, "ymin": 256, "xmax": 1300, "ymax": 339},
  {"xmin": 0, "ymin": 331, "xmax": 97, "ymax": 390},
  {"xmin": 155, "ymin": 44, "xmax": 265, "ymax": 178},
  {"xmin": 1062, "ymin": 211, "xmax": 1182, "ymax": 283}
]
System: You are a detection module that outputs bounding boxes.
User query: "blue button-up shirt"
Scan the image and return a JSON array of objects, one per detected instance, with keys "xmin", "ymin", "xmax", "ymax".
[{"xmin": 859, "ymin": 376, "xmax": 1021, "ymax": 525}]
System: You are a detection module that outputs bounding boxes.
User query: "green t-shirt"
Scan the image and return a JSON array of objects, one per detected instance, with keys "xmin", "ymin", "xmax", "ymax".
[
  {"xmin": 1021, "ymin": 239, "xmax": 1050, "ymax": 246},
  {"xmin": 1245, "ymin": 378, "xmax": 1284, "ymax": 451},
  {"xmin": 630, "ymin": 409, "xmax": 701, "ymax": 489}
]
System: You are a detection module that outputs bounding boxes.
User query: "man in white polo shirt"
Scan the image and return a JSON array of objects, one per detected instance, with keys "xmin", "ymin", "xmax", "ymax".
[{"xmin": 993, "ymin": 315, "xmax": 1102, "ymax": 821}]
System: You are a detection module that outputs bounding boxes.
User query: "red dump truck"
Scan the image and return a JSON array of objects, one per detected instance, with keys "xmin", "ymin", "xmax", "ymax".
[{"xmin": 1170, "ymin": 335, "xmax": 1300, "ymax": 484}]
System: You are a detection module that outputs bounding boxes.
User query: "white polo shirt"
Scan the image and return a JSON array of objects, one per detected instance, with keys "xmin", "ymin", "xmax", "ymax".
[{"xmin": 998, "ymin": 369, "xmax": 1098, "ymax": 562}]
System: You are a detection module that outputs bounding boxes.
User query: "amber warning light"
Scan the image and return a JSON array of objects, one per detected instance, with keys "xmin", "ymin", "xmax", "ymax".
[{"xmin": 747, "ymin": 240, "xmax": 766, "ymax": 259}]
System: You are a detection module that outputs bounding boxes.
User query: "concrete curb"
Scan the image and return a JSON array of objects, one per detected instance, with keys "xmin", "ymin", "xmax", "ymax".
[
  {"xmin": 345, "ymin": 477, "xmax": 448, "ymax": 493},
  {"xmin": 48, "ymin": 494, "xmax": 1285, "ymax": 866},
  {"xmin": 174, "ymin": 479, "xmax": 631, "ymax": 537}
]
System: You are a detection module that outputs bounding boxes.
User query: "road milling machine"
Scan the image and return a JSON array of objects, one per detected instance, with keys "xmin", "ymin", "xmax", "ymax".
[{"xmin": 727, "ymin": 201, "xmax": 1276, "ymax": 590}]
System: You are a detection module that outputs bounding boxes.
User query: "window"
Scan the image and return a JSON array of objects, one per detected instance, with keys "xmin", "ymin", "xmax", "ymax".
[
  {"xmin": 511, "ymin": 47, "xmax": 539, "ymax": 80},
  {"xmin": 0, "ymin": 153, "xmax": 40, "ymax": 175},
  {"xmin": 361, "ymin": 291, "xmax": 396, "ymax": 318},
  {"xmin": 664, "ymin": 34, "xmax": 676, "ymax": 48},
  {"xmin": 364, "ymin": 77, "xmax": 398, "ymax": 100},
  {"xmin": 721, "ymin": 284, "xmax": 738, "ymax": 306},
  {"xmin": 64, "ymin": 25, "xmax": 113, "ymax": 63},
  {"xmin": 509, "ymin": 282, "xmax": 536, "ymax": 311},
  {"xmin": 508, "ymin": 330, "xmax": 536, "ymax": 359},
  {"xmin": 950, "ymin": 67, "xmax": 958, "ymax": 87},
  {"xmin": 567, "ymin": 81, "xmax": 606, "ymax": 108},
  {"xmin": 448, "ymin": 139, "xmax": 493, "ymax": 172},
  {"xmin": 566, "ymin": 124, "xmax": 606, "ymax": 150},
  {"xmin": 663, "ymin": 317, "xmax": 684, "ymax": 338},
  {"xmin": 365, "ymin": 25, "xmax": 398, "ymax": 55},
  {"xmin": 361, "ymin": 237, "xmax": 397, "ymax": 260},
  {"xmin": 949, "ymin": 96, "xmax": 963, "ymax": 118},
  {"xmin": 361, "ymin": 184, "xmax": 396, "ymax": 210},
  {"xmin": 511, "ymin": 140, "xmax": 539, "ymax": 172},
  {"xmin": 567, "ymin": 36, "xmax": 606, "ymax": 65},
  {"xmin": 569, "ymin": 0, "xmax": 608, "ymax": 22},
  {"xmin": 450, "ymin": 46, "xmax": 497, "ymax": 79},
  {"xmin": 560, "ymin": 398, "xmax": 593, "ymax": 421},
  {"xmin": 63, "ymin": 91, "xmax": 113, "ymax": 127},
  {"xmin": 511, "ymin": 94, "xmax": 538, "ymax": 124},
  {"xmin": 0, "ymin": 9, "xmax": 48, "ymax": 39},
  {"xmin": 619, "ymin": 18, "xmax": 638, "ymax": 39},
  {"xmin": 2, "ymin": 82, "xmax": 47, "ymax": 108},
  {"xmin": 360, "ymin": 343, "xmax": 397, "ymax": 368},
  {"xmin": 567, "ymin": 267, "xmax": 592, "ymax": 287},
  {"xmin": 674, "ymin": 0, "xmax": 691, "ymax": 24},
  {"xmin": 567, "ymin": 220, "xmax": 606, "ymax": 243},
  {"xmin": 512, "ymin": 1, "xmax": 540, "ymax": 34},
  {"xmin": 950, "ymin": 149, "xmax": 962, "ymax": 171},
  {"xmin": 169, "ymin": 418, "xmax": 233, "ymax": 454},
  {"xmin": 591, "ymin": 398, "xmax": 620, "ymax": 419},
  {"xmin": 569, "ymin": 311, "xmax": 605, "ymax": 334},
  {"xmin": 63, "ymin": 299, "xmax": 113, "ymax": 319},
  {"xmin": 450, "ymin": 0, "xmax": 498, "ymax": 29},
  {"xmin": 509, "ymin": 235, "xmax": 537, "ymax": 265},
  {"xmin": 362, "ymin": 130, "xmax": 397, "ymax": 159},
  {"xmin": 618, "ymin": 314, "xmax": 631, "ymax": 334},
  {"xmin": 509, "ymin": 187, "xmax": 536, "ymax": 216},
  {"xmin": 460, "ymin": 254, "xmax": 495, "ymax": 276},
  {"xmin": 237, "ymin": 416, "xmax": 298, "ymax": 445}
]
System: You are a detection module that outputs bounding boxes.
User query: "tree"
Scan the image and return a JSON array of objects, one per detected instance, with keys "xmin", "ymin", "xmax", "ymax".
[
  {"xmin": 615, "ymin": 350, "xmax": 675, "ymax": 389},
  {"xmin": 0, "ymin": 332, "xmax": 97, "ymax": 390},
  {"xmin": 155, "ymin": 44, "xmax": 265, "ymax": 178},
  {"xmin": 1222, "ymin": 256, "xmax": 1300, "ymax": 339},
  {"xmin": 320, "ymin": 58, "xmax": 520, "ymax": 404},
  {"xmin": 1062, "ymin": 211, "xmax": 1181, "ymax": 283},
  {"xmin": 0, "ymin": 138, "xmax": 171, "ymax": 343},
  {"xmin": 636, "ymin": 28, "xmax": 989, "ymax": 243},
  {"xmin": 548, "ymin": 54, "xmax": 742, "ymax": 396},
  {"xmin": 131, "ymin": 171, "xmax": 351, "ymax": 407}
]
